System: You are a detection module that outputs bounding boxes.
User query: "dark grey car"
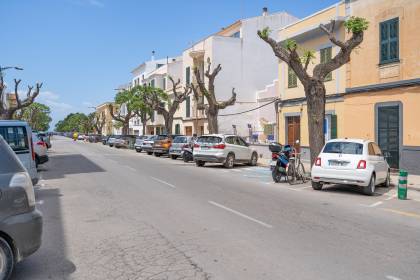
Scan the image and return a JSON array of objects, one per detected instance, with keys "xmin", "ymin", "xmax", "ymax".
[{"xmin": 0, "ymin": 135, "xmax": 43, "ymax": 279}]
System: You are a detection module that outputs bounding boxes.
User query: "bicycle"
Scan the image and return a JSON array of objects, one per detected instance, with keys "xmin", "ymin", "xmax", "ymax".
[{"xmin": 286, "ymin": 150, "xmax": 307, "ymax": 185}]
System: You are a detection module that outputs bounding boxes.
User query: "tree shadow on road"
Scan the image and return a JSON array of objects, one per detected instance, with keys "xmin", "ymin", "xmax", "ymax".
[
  {"xmin": 39, "ymin": 154, "xmax": 106, "ymax": 180},
  {"xmin": 12, "ymin": 188, "xmax": 76, "ymax": 280}
]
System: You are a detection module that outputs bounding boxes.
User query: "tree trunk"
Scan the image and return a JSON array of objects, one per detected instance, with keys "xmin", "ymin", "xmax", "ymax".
[
  {"xmin": 122, "ymin": 122, "xmax": 129, "ymax": 135},
  {"xmin": 142, "ymin": 119, "xmax": 147, "ymax": 135},
  {"xmin": 164, "ymin": 115, "xmax": 173, "ymax": 135},
  {"xmin": 305, "ymin": 80, "xmax": 326, "ymax": 166},
  {"xmin": 207, "ymin": 107, "xmax": 219, "ymax": 134}
]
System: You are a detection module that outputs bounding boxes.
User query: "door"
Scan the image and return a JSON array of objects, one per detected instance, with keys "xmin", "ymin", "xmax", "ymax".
[
  {"xmin": 368, "ymin": 142, "xmax": 385, "ymax": 182},
  {"xmin": 185, "ymin": 126, "xmax": 192, "ymax": 136},
  {"xmin": 235, "ymin": 137, "xmax": 251, "ymax": 161},
  {"xmin": 286, "ymin": 116, "xmax": 300, "ymax": 151},
  {"xmin": 377, "ymin": 106, "xmax": 399, "ymax": 169},
  {"xmin": 372, "ymin": 142, "xmax": 388, "ymax": 182}
]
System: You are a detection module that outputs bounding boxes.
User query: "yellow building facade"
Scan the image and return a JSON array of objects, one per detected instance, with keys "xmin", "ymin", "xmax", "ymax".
[
  {"xmin": 343, "ymin": 0, "xmax": 420, "ymax": 174},
  {"xmin": 276, "ymin": 0, "xmax": 420, "ymax": 174}
]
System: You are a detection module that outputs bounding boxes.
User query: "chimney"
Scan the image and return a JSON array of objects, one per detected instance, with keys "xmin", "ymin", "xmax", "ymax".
[
  {"xmin": 262, "ymin": 7, "xmax": 268, "ymax": 16},
  {"xmin": 151, "ymin": 50, "xmax": 155, "ymax": 61}
]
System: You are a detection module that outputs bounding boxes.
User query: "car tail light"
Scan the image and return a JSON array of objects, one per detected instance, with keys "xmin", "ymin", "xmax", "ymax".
[
  {"xmin": 9, "ymin": 172, "xmax": 35, "ymax": 208},
  {"xmin": 213, "ymin": 143, "xmax": 226, "ymax": 149},
  {"xmin": 30, "ymin": 137, "xmax": 35, "ymax": 161},
  {"xmin": 272, "ymin": 153, "xmax": 279, "ymax": 160},
  {"xmin": 194, "ymin": 144, "xmax": 200, "ymax": 148},
  {"xmin": 315, "ymin": 157, "xmax": 321, "ymax": 166},
  {"xmin": 357, "ymin": 160, "xmax": 367, "ymax": 169}
]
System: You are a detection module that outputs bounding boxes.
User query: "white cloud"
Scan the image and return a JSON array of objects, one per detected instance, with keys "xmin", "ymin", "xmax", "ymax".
[
  {"xmin": 67, "ymin": 0, "xmax": 104, "ymax": 8},
  {"xmin": 39, "ymin": 91, "xmax": 60, "ymax": 101},
  {"xmin": 44, "ymin": 100, "xmax": 74, "ymax": 113},
  {"xmin": 88, "ymin": 0, "xmax": 104, "ymax": 7}
]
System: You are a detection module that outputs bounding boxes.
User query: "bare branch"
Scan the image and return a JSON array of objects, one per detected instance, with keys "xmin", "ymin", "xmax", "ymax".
[
  {"xmin": 257, "ymin": 31, "xmax": 291, "ymax": 63},
  {"xmin": 319, "ymin": 20, "xmax": 346, "ymax": 49},
  {"xmin": 217, "ymin": 88, "xmax": 237, "ymax": 110}
]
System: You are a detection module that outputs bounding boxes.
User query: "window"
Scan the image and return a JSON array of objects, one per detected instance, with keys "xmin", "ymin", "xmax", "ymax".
[
  {"xmin": 323, "ymin": 142, "xmax": 363, "ymax": 155},
  {"xmin": 288, "ymin": 66, "xmax": 297, "ymax": 88},
  {"xmin": 175, "ymin": 124, "xmax": 180, "ymax": 135},
  {"xmin": 185, "ymin": 96, "xmax": 191, "ymax": 118},
  {"xmin": 320, "ymin": 47, "xmax": 332, "ymax": 81},
  {"xmin": 231, "ymin": 31, "xmax": 240, "ymax": 38},
  {"xmin": 186, "ymin": 67, "xmax": 191, "ymax": 85},
  {"xmin": 225, "ymin": 137, "xmax": 234, "ymax": 145},
  {"xmin": 162, "ymin": 77, "xmax": 166, "ymax": 90},
  {"xmin": 0, "ymin": 126, "xmax": 29, "ymax": 152},
  {"xmin": 368, "ymin": 143, "xmax": 375, "ymax": 156},
  {"xmin": 372, "ymin": 143, "xmax": 383, "ymax": 156},
  {"xmin": 380, "ymin": 18, "xmax": 399, "ymax": 64},
  {"xmin": 197, "ymin": 136, "xmax": 222, "ymax": 144}
]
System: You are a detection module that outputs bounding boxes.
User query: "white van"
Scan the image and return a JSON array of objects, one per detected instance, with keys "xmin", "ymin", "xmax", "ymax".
[{"xmin": 0, "ymin": 120, "xmax": 39, "ymax": 185}]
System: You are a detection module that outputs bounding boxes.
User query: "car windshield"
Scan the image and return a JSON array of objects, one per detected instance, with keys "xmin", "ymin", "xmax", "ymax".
[
  {"xmin": 323, "ymin": 142, "xmax": 363, "ymax": 155},
  {"xmin": 197, "ymin": 136, "xmax": 222, "ymax": 144},
  {"xmin": 155, "ymin": 135, "xmax": 167, "ymax": 140},
  {"xmin": 173, "ymin": 136, "xmax": 187, "ymax": 143}
]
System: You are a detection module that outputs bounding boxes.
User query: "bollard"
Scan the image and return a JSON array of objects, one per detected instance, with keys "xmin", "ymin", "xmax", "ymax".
[{"xmin": 398, "ymin": 170, "xmax": 408, "ymax": 200}]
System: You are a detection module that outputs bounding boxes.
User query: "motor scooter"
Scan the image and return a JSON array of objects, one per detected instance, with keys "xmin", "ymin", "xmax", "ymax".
[
  {"xmin": 269, "ymin": 142, "xmax": 293, "ymax": 183},
  {"xmin": 181, "ymin": 145, "xmax": 194, "ymax": 162}
]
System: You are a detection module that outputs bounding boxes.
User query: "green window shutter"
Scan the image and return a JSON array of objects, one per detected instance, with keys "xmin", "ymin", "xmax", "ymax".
[
  {"xmin": 288, "ymin": 66, "xmax": 297, "ymax": 88},
  {"xmin": 186, "ymin": 67, "xmax": 191, "ymax": 85},
  {"xmin": 175, "ymin": 124, "xmax": 180, "ymax": 134},
  {"xmin": 186, "ymin": 96, "xmax": 190, "ymax": 118},
  {"xmin": 380, "ymin": 18, "xmax": 399, "ymax": 64},
  {"xmin": 151, "ymin": 79, "xmax": 155, "ymax": 88},
  {"xmin": 330, "ymin": 114, "xmax": 337, "ymax": 139},
  {"xmin": 320, "ymin": 47, "xmax": 332, "ymax": 81}
]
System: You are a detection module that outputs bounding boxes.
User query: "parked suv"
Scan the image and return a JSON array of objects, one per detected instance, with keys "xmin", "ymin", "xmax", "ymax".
[
  {"xmin": 311, "ymin": 139, "xmax": 390, "ymax": 195},
  {"xmin": 153, "ymin": 135, "xmax": 182, "ymax": 157},
  {"xmin": 193, "ymin": 134, "xmax": 258, "ymax": 168},
  {"xmin": 0, "ymin": 135, "xmax": 43, "ymax": 279},
  {"xmin": 0, "ymin": 121, "xmax": 39, "ymax": 185}
]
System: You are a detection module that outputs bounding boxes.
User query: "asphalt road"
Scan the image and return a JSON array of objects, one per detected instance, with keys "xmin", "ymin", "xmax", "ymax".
[{"xmin": 12, "ymin": 137, "xmax": 420, "ymax": 280}]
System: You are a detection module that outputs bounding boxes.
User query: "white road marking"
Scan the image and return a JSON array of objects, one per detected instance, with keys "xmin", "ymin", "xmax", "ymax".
[
  {"xmin": 386, "ymin": 275, "xmax": 403, "ymax": 280},
  {"xmin": 36, "ymin": 200, "xmax": 44, "ymax": 205},
  {"xmin": 243, "ymin": 175, "xmax": 267, "ymax": 178},
  {"xmin": 286, "ymin": 187, "xmax": 302, "ymax": 192},
  {"xmin": 368, "ymin": 201, "xmax": 383, "ymax": 208},
  {"xmin": 232, "ymin": 169, "xmax": 242, "ymax": 172},
  {"xmin": 125, "ymin": 166, "xmax": 137, "ymax": 172},
  {"xmin": 208, "ymin": 201, "xmax": 273, "ymax": 229},
  {"xmin": 297, "ymin": 186, "xmax": 312, "ymax": 190},
  {"xmin": 150, "ymin": 177, "xmax": 176, "ymax": 189},
  {"xmin": 385, "ymin": 194, "xmax": 397, "ymax": 201}
]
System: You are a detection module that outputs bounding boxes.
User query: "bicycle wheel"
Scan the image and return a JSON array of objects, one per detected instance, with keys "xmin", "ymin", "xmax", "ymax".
[
  {"xmin": 297, "ymin": 162, "xmax": 307, "ymax": 183},
  {"xmin": 287, "ymin": 161, "xmax": 296, "ymax": 185}
]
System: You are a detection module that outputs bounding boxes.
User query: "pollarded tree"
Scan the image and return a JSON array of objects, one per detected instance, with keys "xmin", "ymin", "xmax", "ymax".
[
  {"xmin": 108, "ymin": 88, "xmax": 137, "ymax": 135},
  {"xmin": 258, "ymin": 17, "xmax": 368, "ymax": 171},
  {"xmin": 89, "ymin": 112, "xmax": 106, "ymax": 135},
  {"xmin": 18, "ymin": 102, "xmax": 52, "ymax": 131},
  {"xmin": 141, "ymin": 77, "xmax": 192, "ymax": 134},
  {"xmin": 191, "ymin": 58, "xmax": 236, "ymax": 134},
  {"xmin": 0, "ymin": 76, "xmax": 43, "ymax": 120}
]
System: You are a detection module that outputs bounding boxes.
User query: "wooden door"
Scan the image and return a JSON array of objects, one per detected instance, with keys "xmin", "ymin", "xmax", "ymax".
[
  {"xmin": 287, "ymin": 116, "xmax": 301, "ymax": 152},
  {"xmin": 185, "ymin": 126, "xmax": 192, "ymax": 136}
]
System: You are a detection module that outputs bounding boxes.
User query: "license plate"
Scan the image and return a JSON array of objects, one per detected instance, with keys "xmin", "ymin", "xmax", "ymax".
[
  {"xmin": 201, "ymin": 146, "xmax": 209, "ymax": 150},
  {"xmin": 329, "ymin": 160, "xmax": 348, "ymax": 166}
]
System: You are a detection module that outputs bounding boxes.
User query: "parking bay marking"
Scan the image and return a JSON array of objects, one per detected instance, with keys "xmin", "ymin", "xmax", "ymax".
[
  {"xmin": 150, "ymin": 177, "xmax": 176, "ymax": 189},
  {"xmin": 208, "ymin": 201, "xmax": 273, "ymax": 229},
  {"xmin": 381, "ymin": 208, "xmax": 420, "ymax": 219}
]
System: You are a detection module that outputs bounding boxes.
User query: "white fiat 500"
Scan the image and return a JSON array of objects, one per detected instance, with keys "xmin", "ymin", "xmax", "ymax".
[{"xmin": 311, "ymin": 139, "xmax": 390, "ymax": 195}]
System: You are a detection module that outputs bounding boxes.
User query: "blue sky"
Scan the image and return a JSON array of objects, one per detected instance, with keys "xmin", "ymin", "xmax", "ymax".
[{"xmin": 1, "ymin": 0, "xmax": 337, "ymax": 128}]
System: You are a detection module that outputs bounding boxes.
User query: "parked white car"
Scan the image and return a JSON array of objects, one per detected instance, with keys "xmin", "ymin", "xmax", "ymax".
[
  {"xmin": 32, "ymin": 133, "xmax": 49, "ymax": 167},
  {"xmin": 311, "ymin": 139, "xmax": 390, "ymax": 195},
  {"xmin": 193, "ymin": 134, "xmax": 258, "ymax": 168}
]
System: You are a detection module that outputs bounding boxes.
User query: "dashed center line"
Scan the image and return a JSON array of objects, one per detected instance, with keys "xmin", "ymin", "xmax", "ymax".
[
  {"xmin": 150, "ymin": 177, "xmax": 176, "ymax": 189},
  {"xmin": 368, "ymin": 201, "xmax": 383, "ymax": 208},
  {"xmin": 208, "ymin": 201, "xmax": 273, "ymax": 229},
  {"xmin": 386, "ymin": 275, "xmax": 403, "ymax": 280}
]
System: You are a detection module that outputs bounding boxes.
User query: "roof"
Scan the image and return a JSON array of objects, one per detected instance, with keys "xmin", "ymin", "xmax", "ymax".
[
  {"xmin": 327, "ymin": 138, "xmax": 371, "ymax": 144},
  {"xmin": 0, "ymin": 120, "xmax": 30, "ymax": 126}
]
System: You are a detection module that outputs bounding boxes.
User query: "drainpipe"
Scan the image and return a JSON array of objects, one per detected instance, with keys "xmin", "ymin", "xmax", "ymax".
[{"xmin": 274, "ymin": 99, "xmax": 280, "ymax": 142}]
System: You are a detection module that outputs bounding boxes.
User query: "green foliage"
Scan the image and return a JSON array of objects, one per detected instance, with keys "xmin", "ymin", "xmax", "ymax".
[
  {"xmin": 344, "ymin": 16, "xmax": 369, "ymax": 33},
  {"xmin": 301, "ymin": 50, "xmax": 316, "ymax": 65},
  {"xmin": 19, "ymin": 102, "xmax": 52, "ymax": 131},
  {"xmin": 55, "ymin": 112, "xmax": 92, "ymax": 133},
  {"xmin": 259, "ymin": 27, "xmax": 271, "ymax": 40},
  {"xmin": 283, "ymin": 39, "xmax": 297, "ymax": 51}
]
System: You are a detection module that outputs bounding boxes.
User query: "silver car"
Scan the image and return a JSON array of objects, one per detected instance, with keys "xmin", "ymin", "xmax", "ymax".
[
  {"xmin": 169, "ymin": 136, "xmax": 192, "ymax": 160},
  {"xmin": 193, "ymin": 134, "xmax": 258, "ymax": 168},
  {"xmin": 0, "ymin": 135, "xmax": 43, "ymax": 278},
  {"xmin": 134, "ymin": 135, "xmax": 150, "ymax": 152},
  {"xmin": 141, "ymin": 135, "xmax": 157, "ymax": 155}
]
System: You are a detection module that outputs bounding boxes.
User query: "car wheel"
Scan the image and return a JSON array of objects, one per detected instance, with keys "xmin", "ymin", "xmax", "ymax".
[
  {"xmin": 171, "ymin": 155, "xmax": 178, "ymax": 160},
  {"xmin": 224, "ymin": 153, "xmax": 235, "ymax": 169},
  {"xmin": 249, "ymin": 152, "xmax": 258, "ymax": 166},
  {"xmin": 312, "ymin": 181, "xmax": 323, "ymax": 190},
  {"xmin": 363, "ymin": 174, "xmax": 376, "ymax": 196},
  {"xmin": 35, "ymin": 156, "xmax": 40, "ymax": 168},
  {"xmin": 154, "ymin": 153, "xmax": 161, "ymax": 157},
  {"xmin": 135, "ymin": 149, "xmax": 141, "ymax": 153},
  {"xmin": 196, "ymin": 160, "xmax": 205, "ymax": 167},
  {"xmin": 382, "ymin": 170, "xmax": 391, "ymax": 188},
  {"xmin": 0, "ymin": 237, "xmax": 14, "ymax": 280},
  {"xmin": 183, "ymin": 154, "xmax": 189, "ymax": 163},
  {"xmin": 147, "ymin": 152, "xmax": 153, "ymax": 155}
]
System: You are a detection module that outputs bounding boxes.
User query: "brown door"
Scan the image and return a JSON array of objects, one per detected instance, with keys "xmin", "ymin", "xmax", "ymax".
[
  {"xmin": 185, "ymin": 126, "xmax": 192, "ymax": 136},
  {"xmin": 286, "ymin": 116, "xmax": 300, "ymax": 152}
]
